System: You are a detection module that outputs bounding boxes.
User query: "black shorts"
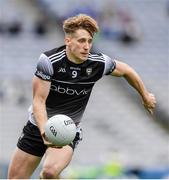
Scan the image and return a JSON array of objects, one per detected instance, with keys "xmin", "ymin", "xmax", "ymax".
[{"xmin": 17, "ymin": 121, "xmax": 82, "ymax": 157}]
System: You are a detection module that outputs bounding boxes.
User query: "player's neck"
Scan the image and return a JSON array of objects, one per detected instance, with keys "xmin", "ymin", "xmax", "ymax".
[{"xmin": 66, "ymin": 47, "xmax": 84, "ymax": 64}]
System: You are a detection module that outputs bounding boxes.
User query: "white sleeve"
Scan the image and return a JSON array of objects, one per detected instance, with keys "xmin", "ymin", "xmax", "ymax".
[
  {"xmin": 102, "ymin": 53, "xmax": 116, "ymax": 75},
  {"xmin": 35, "ymin": 53, "xmax": 54, "ymax": 81}
]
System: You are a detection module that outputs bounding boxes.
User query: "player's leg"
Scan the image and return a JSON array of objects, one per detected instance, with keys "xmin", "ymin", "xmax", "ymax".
[
  {"xmin": 40, "ymin": 145, "xmax": 73, "ymax": 179},
  {"xmin": 8, "ymin": 120, "xmax": 47, "ymax": 179},
  {"xmin": 8, "ymin": 147, "xmax": 41, "ymax": 179},
  {"xmin": 40, "ymin": 126, "xmax": 83, "ymax": 179}
]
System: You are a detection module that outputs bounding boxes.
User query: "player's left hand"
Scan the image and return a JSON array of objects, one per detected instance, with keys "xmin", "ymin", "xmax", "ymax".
[{"xmin": 142, "ymin": 93, "xmax": 156, "ymax": 115}]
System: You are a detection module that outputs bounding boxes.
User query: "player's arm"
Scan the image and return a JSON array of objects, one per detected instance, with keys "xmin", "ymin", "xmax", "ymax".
[
  {"xmin": 32, "ymin": 76, "xmax": 51, "ymax": 135},
  {"xmin": 32, "ymin": 53, "xmax": 56, "ymax": 146},
  {"xmin": 32, "ymin": 76, "xmax": 57, "ymax": 146},
  {"xmin": 111, "ymin": 60, "xmax": 156, "ymax": 114}
]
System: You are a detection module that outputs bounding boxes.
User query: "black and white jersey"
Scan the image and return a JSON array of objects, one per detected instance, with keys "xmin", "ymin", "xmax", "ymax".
[{"xmin": 28, "ymin": 45, "xmax": 116, "ymax": 125}]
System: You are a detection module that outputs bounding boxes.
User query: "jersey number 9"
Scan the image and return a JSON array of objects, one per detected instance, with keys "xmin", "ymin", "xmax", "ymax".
[{"xmin": 72, "ymin": 71, "xmax": 77, "ymax": 78}]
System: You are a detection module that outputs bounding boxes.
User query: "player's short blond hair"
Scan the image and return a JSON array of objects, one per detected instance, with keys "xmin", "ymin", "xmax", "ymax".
[{"xmin": 63, "ymin": 14, "xmax": 99, "ymax": 37}]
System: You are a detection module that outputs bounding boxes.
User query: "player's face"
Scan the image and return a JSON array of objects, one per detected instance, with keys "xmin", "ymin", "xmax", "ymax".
[{"xmin": 65, "ymin": 29, "xmax": 93, "ymax": 63}]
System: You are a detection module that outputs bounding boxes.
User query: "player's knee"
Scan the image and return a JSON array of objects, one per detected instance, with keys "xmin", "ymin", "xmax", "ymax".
[
  {"xmin": 8, "ymin": 169, "xmax": 27, "ymax": 179},
  {"xmin": 8, "ymin": 171, "xmax": 16, "ymax": 179},
  {"xmin": 41, "ymin": 165, "xmax": 60, "ymax": 179}
]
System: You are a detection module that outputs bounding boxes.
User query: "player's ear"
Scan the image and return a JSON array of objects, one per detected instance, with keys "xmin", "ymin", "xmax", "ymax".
[{"xmin": 64, "ymin": 35, "xmax": 71, "ymax": 46}]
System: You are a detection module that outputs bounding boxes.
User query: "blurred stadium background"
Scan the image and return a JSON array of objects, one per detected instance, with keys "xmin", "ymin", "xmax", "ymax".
[{"xmin": 0, "ymin": 0, "xmax": 169, "ymax": 179}]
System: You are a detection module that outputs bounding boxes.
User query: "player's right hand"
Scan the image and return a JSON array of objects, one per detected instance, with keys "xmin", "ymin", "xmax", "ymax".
[{"xmin": 41, "ymin": 132, "xmax": 62, "ymax": 148}]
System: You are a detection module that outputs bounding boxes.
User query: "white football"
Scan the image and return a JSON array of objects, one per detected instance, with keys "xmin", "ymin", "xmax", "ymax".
[{"xmin": 45, "ymin": 114, "xmax": 76, "ymax": 146}]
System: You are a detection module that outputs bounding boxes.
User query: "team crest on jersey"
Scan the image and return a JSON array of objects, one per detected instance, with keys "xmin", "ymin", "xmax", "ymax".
[{"xmin": 86, "ymin": 68, "xmax": 92, "ymax": 76}]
